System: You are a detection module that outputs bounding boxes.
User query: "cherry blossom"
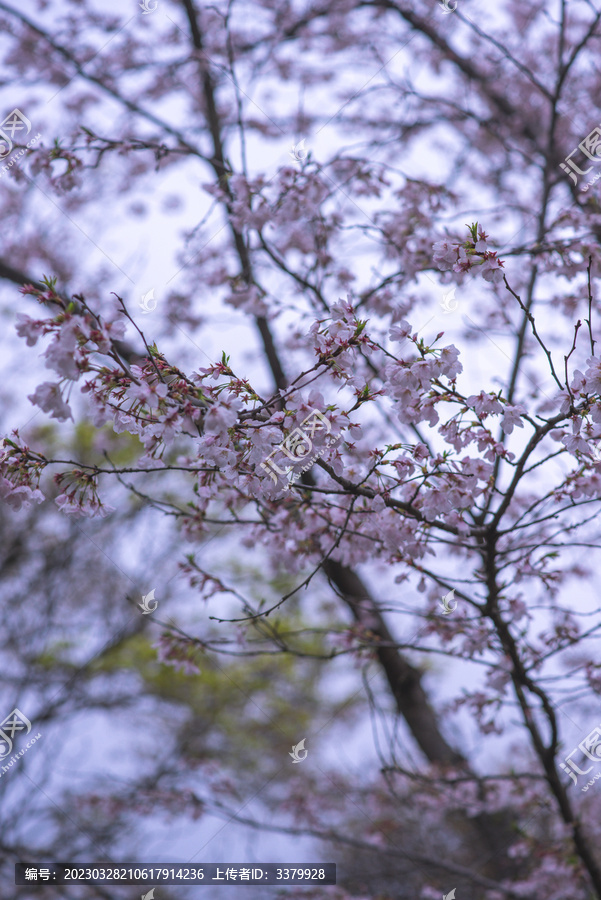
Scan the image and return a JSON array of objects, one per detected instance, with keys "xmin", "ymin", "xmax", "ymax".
[
  {"xmin": 2, "ymin": 2, "xmax": 601, "ymax": 894},
  {"xmin": 466, "ymin": 391, "xmax": 504, "ymax": 418},
  {"xmin": 28, "ymin": 382, "xmax": 73, "ymax": 421},
  {"xmin": 15, "ymin": 313, "xmax": 46, "ymax": 346},
  {"xmin": 0, "ymin": 478, "xmax": 45, "ymax": 511},
  {"xmin": 584, "ymin": 356, "xmax": 601, "ymax": 394},
  {"xmin": 501, "ymin": 404, "xmax": 526, "ymax": 434},
  {"xmin": 432, "ymin": 240, "xmax": 457, "ymax": 270}
]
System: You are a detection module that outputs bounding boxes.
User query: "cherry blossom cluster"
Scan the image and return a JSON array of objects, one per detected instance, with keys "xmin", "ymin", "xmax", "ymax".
[
  {"xmin": 153, "ymin": 633, "xmax": 202, "ymax": 675},
  {"xmin": 4, "ymin": 279, "xmax": 537, "ymax": 566},
  {"xmin": 0, "ymin": 435, "xmax": 45, "ymax": 512},
  {"xmin": 3, "ymin": 289, "xmax": 377, "ymax": 518},
  {"xmin": 2, "ymin": 273, "xmax": 596, "ymax": 835},
  {"xmin": 433, "ymin": 223, "xmax": 506, "ymax": 283},
  {"xmin": 549, "ymin": 355, "xmax": 601, "ymax": 458},
  {"xmin": 4, "ymin": 0, "xmax": 601, "ymax": 894},
  {"xmin": 29, "ymin": 142, "xmax": 84, "ymax": 193}
]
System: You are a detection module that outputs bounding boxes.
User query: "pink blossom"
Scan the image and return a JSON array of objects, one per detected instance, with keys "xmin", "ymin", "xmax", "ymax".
[
  {"xmin": 55, "ymin": 492, "xmax": 114, "ymax": 518},
  {"xmin": 584, "ymin": 356, "xmax": 601, "ymax": 394},
  {"xmin": 453, "ymin": 246, "xmax": 473, "ymax": 273},
  {"xmin": 330, "ymin": 298, "xmax": 355, "ymax": 320},
  {"xmin": 204, "ymin": 400, "xmax": 241, "ymax": 435},
  {"xmin": 561, "ymin": 432, "xmax": 591, "ymax": 456},
  {"xmin": 461, "ymin": 457, "xmax": 494, "ymax": 480},
  {"xmin": 570, "ymin": 369, "xmax": 586, "ymax": 394},
  {"xmin": 15, "ymin": 313, "xmax": 46, "ymax": 346},
  {"xmin": 438, "ymin": 344, "xmax": 462, "ymax": 379},
  {"xmin": 0, "ymin": 478, "xmax": 45, "ymax": 510},
  {"xmin": 44, "ymin": 318, "xmax": 88, "ymax": 380},
  {"xmin": 466, "ymin": 391, "xmax": 503, "ymax": 417},
  {"xmin": 92, "ymin": 317, "xmax": 127, "ymax": 353},
  {"xmin": 28, "ymin": 382, "xmax": 73, "ymax": 421},
  {"xmin": 481, "ymin": 253, "xmax": 505, "ymax": 283},
  {"xmin": 153, "ymin": 633, "xmax": 202, "ymax": 674},
  {"xmin": 389, "ymin": 320, "xmax": 412, "ymax": 341},
  {"xmin": 419, "ymin": 488, "xmax": 454, "ymax": 520},
  {"xmin": 501, "ymin": 404, "xmax": 526, "ymax": 434},
  {"xmin": 329, "ymin": 318, "xmax": 355, "ymax": 342},
  {"xmin": 144, "ymin": 410, "xmax": 183, "ymax": 446},
  {"xmin": 432, "ymin": 240, "xmax": 458, "ymax": 270},
  {"xmin": 129, "ymin": 379, "xmax": 168, "ymax": 410}
]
